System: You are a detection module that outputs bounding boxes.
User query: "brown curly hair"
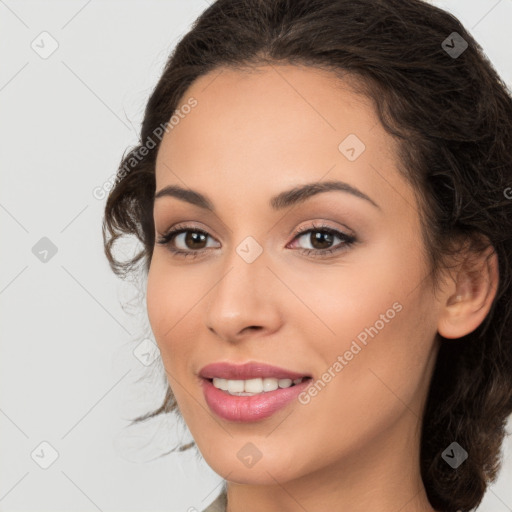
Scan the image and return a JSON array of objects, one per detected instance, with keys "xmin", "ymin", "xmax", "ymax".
[{"xmin": 102, "ymin": 1, "xmax": 512, "ymax": 510}]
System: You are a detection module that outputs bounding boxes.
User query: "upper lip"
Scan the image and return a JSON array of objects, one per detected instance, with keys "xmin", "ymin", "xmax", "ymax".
[{"xmin": 199, "ymin": 361, "xmax": 312, "ymax": 381}]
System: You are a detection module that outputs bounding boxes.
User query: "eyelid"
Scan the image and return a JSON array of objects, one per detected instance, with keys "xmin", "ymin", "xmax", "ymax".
[
  {"xmin": 158, "ymin": 221, "xmax": 219, "ymax": 241},
  {"xmin": 156, "ymin": 218, "xmax": 358, "ymax": 262},
  {"xmin": 158, "ymin": 222, "xmax": 221, "ymax": 249},
  {"xmin": 158, "ymin": 221, "xmax": 351, "ymax": 245},
  {"xmin": 286, "ymin": 222, "xmax": 356, "ymax": 254},
  {"xmin": 288, "ymin": 219, "xmax": 355, "ymax": 240}
]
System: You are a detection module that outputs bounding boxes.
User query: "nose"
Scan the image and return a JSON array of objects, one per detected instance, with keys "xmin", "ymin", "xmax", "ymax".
[{"xmin": 204, "ymin": 246, "xmax": 283, "ymax": 343}]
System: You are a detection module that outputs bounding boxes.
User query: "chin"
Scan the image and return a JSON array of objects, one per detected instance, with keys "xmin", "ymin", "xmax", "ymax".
[
  {"xmin": 209, "ymin": 460, "xmax": 298, "ymax": 485},
  {"xmin": 198, "ymin": 441, "xmax": 310, "ymax": 485}
]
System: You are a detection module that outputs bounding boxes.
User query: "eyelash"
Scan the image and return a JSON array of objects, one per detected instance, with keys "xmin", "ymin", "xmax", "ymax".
[{"xmin": 156, "ymin": 222, "xmax": 357, "ymax": 260}]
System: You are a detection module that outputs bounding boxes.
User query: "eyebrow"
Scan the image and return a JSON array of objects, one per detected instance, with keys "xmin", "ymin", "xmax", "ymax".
[{"xmin": 154, "ymin": 180, "xmax": 380, "ymax": 211}]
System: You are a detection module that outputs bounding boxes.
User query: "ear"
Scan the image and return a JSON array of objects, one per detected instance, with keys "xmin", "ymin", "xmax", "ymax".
[{"xmin": 437, "ymin": 242, "xmax": 499, "ymax": 339}]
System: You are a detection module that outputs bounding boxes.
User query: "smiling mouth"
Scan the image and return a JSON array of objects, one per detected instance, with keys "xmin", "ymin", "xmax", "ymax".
[{"xmin": 205, "ymin": 376, "xmax": 312, "ymax": 396}]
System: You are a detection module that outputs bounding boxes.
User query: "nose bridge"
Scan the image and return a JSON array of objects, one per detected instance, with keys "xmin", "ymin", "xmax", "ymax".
[{"xmin": 204, "ymin": 235, "xmax": 282, "ymax": 339}]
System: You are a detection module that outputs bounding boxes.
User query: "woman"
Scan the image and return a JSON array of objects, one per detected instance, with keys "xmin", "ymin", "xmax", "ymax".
[{"xmin": 102, "ymin": 1, "xmax": 512, "ymax": 511}]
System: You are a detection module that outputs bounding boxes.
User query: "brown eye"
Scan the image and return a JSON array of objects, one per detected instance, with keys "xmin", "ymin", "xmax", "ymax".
[
  {"xmin": 308, "ymin": 231, "xmax": 335, "ymax": 250},
  {"xmin": 156, "ymin": 223, "xmax": 356, "ymax": 259},
  {"xmin": 181, "ymin": 231, "xmax": 208, "ymax": 250},
  {"xmin": 289, "ymin": 223, "xmax": 357, "ymax": 258},
  {"xmin": 156, "ymin": 226, "xmax": 220, "ymax": 258}
]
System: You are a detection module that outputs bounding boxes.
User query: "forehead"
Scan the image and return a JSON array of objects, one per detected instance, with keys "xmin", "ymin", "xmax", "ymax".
[{"xmin": 154, "ymin": 64, "xmax": 413, "ymax": 215}]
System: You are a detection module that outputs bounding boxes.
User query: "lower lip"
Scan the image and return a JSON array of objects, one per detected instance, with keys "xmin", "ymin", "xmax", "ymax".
[{"xmin": 201, "ymin": 378, "xmax": 312, "ymax": 422}]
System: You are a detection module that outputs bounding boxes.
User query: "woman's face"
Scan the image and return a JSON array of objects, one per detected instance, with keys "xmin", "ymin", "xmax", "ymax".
[{"xmin": 147, "ymin": 64, "xmax": 444, "ymax": 486}]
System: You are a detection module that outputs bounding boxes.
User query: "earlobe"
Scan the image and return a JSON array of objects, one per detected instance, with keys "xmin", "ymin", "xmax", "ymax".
[{"xmin": 437, "ymin": 245, "xmax": 499, "ymax": 340}]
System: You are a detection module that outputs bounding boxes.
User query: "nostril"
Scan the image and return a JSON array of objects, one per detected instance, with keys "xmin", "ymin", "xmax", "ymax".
[{"xmin": 244, "ymin": 326, "xmax": 262, "ymax": 333}]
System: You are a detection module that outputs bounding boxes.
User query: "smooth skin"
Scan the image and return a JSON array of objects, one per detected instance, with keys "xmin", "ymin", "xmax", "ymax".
[{"xmin": 146, "ymin": 64, "xmax": 499, "ymax": 512}]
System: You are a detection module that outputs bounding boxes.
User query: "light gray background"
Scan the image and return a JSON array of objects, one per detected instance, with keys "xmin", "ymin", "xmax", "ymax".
[{"xmin": 1, "ymin": 1, "xmax": 511, "ymax": 511}]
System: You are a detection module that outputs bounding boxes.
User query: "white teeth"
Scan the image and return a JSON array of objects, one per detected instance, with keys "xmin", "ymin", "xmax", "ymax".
[
  {"xmin": 212, "ymin": 377, "xmax": 306, "ymax": 395},
  {"xmin": 227, "ymin": 379, "xmax": 244, "ymax": 393},
  {"xmin": 213, "ymin": 378, "xmax": 229, "ymax": 391},
  {"xmin": 245, "ymin": 378, "xmax": 263, "ymax": 393},
  {"xmin": 262, "ymin": 377, "xmax": 278, "ymax": 392}
]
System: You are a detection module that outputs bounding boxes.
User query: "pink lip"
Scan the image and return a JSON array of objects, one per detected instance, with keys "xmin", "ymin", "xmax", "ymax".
[
  {"xmin": 201, "ymin": 377, "xmax": 312, "ymax": 422},
  {"xmin": 198, "ymin": 361, "xmax": 313, "ymax": 422},
  {"xmin": 199, "ymin": 361, "xmax": 311, "ymax": 380}
]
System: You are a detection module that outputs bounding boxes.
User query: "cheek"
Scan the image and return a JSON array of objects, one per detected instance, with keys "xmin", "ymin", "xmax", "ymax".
[
  {"xmin": 145, "ymin": 256, "xmax": 200, "ymax": 367},
  {"xmin": 146, "ymin": 260, "xmax": 170, "ymax": 340},
  {"xmin": 292, "ymin": 238, "xmax": 419, "ymax": 354},
  {"xmin": 296, "ymin": 235, "xmax": 434, "ymax": 412}
]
